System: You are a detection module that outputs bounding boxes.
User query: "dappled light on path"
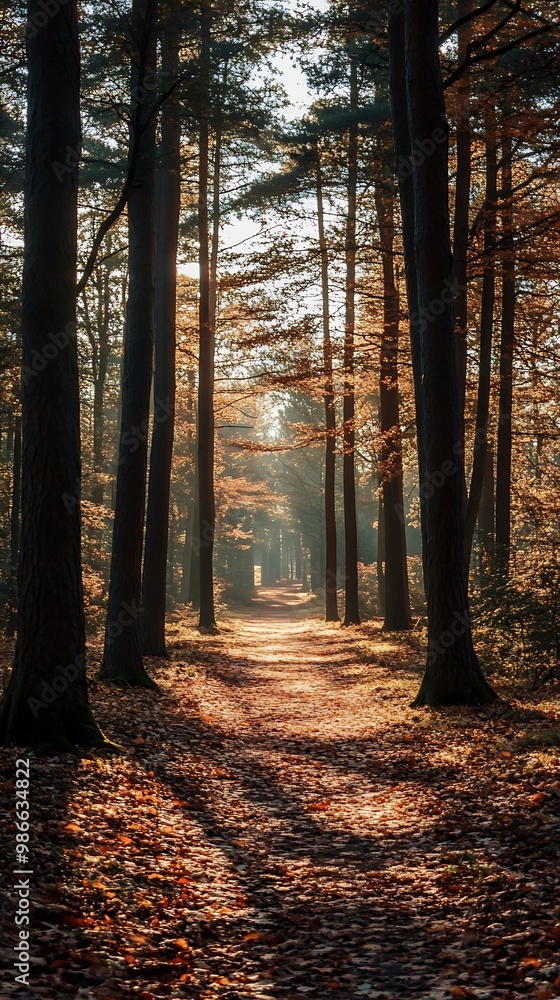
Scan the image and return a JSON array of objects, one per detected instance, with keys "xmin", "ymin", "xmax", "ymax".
[{"xmin": 1, "ymin": 587, "xmax": 559, "ymax": 999}]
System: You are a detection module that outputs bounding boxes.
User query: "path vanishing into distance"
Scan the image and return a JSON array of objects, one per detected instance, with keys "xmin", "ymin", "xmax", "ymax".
[{"xmin": 1, "ymin": 587, "xmax": 559, "ymax": 1000}]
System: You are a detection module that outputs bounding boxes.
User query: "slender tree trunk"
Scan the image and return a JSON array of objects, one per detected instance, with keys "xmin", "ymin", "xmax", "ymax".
[
  {"xmin": 479, "ymin": 439, "xmax": 495, "ymax": 583},
  {"xmin": 377, "ymin": 488, "xmax": 386, "ymax": 617},
  {"xmin": 463, "ymin": 103, "xmax": 497, "ymax": 574},
  {"xmin": 374, "ymin": 179, "xmax": 411, "ymax": 630},
  {"xmin": 343, "ymin": 55, "xmax": 360, "ymax": 626},
  {"xmin": 197, "ymin": 3, "xmax": 216, "ymax": 628},
  {"xmin": 315, "ymin": 143, "xmax": 339, "ymax": 621},
  {"xmin": 0, "ymin": 0, "xmax": 106, "ymax": 748},
  {"xmin": 180, "ymin": 513, "xmax": 190, "ymax": 602},
  {"xmin": 453, "ymin": 0, "xmax": 472, "ymax": 489},
  {"xmin": 99, "ymin": 0, "xmax": 158, "ymax": 687},
  {"xmin": 92, "ymin": 341, "xmax": 109, "ymax": 506},
  {"xmin": 7, "ymin": 416, "xmax": 21, "ymax": 636},
  {"xmin": 402, "ymin": 0, "xmax": 496, "ymax": 706},
  {"xmin": 141, "ymin": 22, "xmax": 181, "ymax": 656},
  {"xmin": 387, "ymin": 7, "xmax": 428, "ymax": 582},
  {"xmin": 495, "ymin": 130, "xmax": 515, "ymax": 578},
  {"xmin": 89, "ymin": 266, "xmax": 111, "ymax": 506},
  {"xmin": 10, "ymin": 416, "xmax": 21, "ymax": 577}
]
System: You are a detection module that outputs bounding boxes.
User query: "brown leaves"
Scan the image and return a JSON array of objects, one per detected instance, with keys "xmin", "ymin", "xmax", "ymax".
[{"xmin": 1, "ymin": 599, "xmax": 559, "ymax": 1000}]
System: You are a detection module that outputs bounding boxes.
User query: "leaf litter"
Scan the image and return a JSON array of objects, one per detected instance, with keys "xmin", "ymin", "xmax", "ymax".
[{"xmin": 1, "ymin": 586, "xmax": 559, "ymax": 1000}]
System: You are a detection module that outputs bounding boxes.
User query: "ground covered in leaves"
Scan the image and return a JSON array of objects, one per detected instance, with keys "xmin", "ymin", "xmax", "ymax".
[{"xmin": 1, "ymin": 586, "xmax": 560, "ymax": 1000}]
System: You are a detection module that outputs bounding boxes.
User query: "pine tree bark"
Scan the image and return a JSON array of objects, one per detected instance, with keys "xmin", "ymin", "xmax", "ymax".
[
  {"xmin": 463, "ymin": 104, "xmax": 497, "ymax": 574},
  {"xmin": 387, "ymin": 7, "xmax": 428, "ymax": 579},
  {"xmin": 314, "ymin": 144, "xmax": 339, "ymax": 621},
  {"xmin": 479, "ymin": 439, "xmax": 495, "ymax": 582},
  {"xmin": 10, "ymin": 415, "xmax": 21, "ymax": 576},
  {"xmin": 197, "ymin": 3, "xmax": 216, "ymax": 628},
  {"xmin": 141, "ymin": 22, "xmax": 181, "ymax": 656},
  {"xmin": 453, "ymin": 0, "xmax": 472, "ymax": 487},
  {"xmin": 343, "ymin": 54, "xmax": 360, "ymax": 626},
  {"xmin": 99, "ymin": 0, "xmax": 158, "ymax": 687},
  {"xmin": 495, "ymin": 130, "xmax": 515, "ymax": 578},
  {"xmin": 374, "ymin": 179, "xmax": 411, "ymax": 631},
  {"xmin": 402, "ymin": 0, "xmax": 496, "ymax": 706},
  {"xmin": 0, "ymin": 0, "xmax": 106, "ymax": 748}
]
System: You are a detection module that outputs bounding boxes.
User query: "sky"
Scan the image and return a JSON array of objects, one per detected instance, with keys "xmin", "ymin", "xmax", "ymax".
[{"xmin": 178, "ymin": 49, "xmax": 317, "ymax": 280}]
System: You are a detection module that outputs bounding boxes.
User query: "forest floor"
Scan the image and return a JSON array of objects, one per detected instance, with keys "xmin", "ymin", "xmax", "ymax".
[{"xmin": 1, "ymin": 586, "xmax": 560, "ymax": 1000}]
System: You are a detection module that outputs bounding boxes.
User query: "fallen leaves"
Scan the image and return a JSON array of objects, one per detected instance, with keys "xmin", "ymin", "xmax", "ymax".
[{"xmin": 1, "ymin": 592, "xmax": 559, "ymax": 999}]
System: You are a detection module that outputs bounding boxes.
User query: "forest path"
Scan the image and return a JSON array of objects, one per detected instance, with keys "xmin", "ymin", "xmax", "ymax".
[
  {"xmin": 5, "ymin": 589, "xmax": 558, "ymax": 1000},
  {"xmin": 138, "ymin": 585, "xmax": 553, "ymax": 1000}
]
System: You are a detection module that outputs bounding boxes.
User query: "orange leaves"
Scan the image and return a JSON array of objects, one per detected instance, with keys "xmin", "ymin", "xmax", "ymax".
[
  {"xmin": 525, "ymin": 792, "xmax": 546, "ymax": 808},
  {"xmin": 117, "ymin": 834, "xmax": 133, "ymax": 845},
  {"xmin": 307, "ymin": 800, "xmax": 331, "ymax": 812},
  {"xmin": 174, "ymin": 938, "xmax": 189, "ymax": 950},
  {"xmin": 520, "ymin": 956, "xmax": 543, "ymax": 968},
  {"xmin": 243, "ymin": 931, "xmax": 260, "ymax": 942},
  {"xmin": 63, "ymin": 821, "xmax": 80, "ymax": 833}
]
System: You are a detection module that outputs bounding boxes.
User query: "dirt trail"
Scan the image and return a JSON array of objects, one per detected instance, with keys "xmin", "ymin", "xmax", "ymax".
[
  {"xmin": 2, "ymin": 587, "xmax": 558, "ymax": 1000},
  {"xmin": 144, "ymin": 586, "xmax": 557, "ymax": 1000}
]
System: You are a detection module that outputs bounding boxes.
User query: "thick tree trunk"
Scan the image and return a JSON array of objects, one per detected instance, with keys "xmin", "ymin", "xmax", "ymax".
[
  {"xmin": 99, "ymin": 0, "xmax": 158, "ymax": 687},
  {"xmin": 402, "ymin": 0, "xmax": 496, "ymax": 706},
  {"xmin": 343, "ymin": 55, "xmax": 360, "ymax": 626},
  {"xmin": 453, "ymin": 0, "xmax": 472, "ymax": 488},
  {"xmin": 141, "ymin": 23, "xmax": 180, "ymax": 656},
  {"xmin": 387, "ymin": 7, "xmax": 428, "ymax": 581},
  {"xmin": 315, "ymin": 144, "xmax": 339, "ymax": 621},
  {"xmin": 0, "ymin": 0, "xmax": 106, "ymax": 748},
  {"xmin": 463, "ymin": 105, "xmax": 497, "ymax": 575},
  {"xmin": 374, "ymin": 179, "xmax": 411, "ymax": 630},
  {"xmin": 495, "ymin": 131, "xmax": 515, "ymax": 578},
  {"xmin": 197, "ymin": 4, "xmax": 216, "ymax": 628}
]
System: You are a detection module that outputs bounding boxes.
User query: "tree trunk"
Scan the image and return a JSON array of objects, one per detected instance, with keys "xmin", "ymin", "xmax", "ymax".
[
  {"xmin": 197, "ymin": 4, "xmax": 216, "ymax": 628},
  {"xmin": 377, "ymin": 488, "xmax": 385, "ymax": 617},
  {"xmin": 10, "ymin": 415, "xmax": 21, "ymax": 576},
  {"xmin": 141, "ymin": 22, "xmax": 180, "ymax": 656},
  {"xmin": 89, "ymin": 266, "xmax": 111, "ymax": 506},
  {"xmin": 387, "ymin": 7, "xmax": 428, "ymax": 582},
  {"xmin": 7, "ymin": 415, "xmax": 22, "ymax": 636},
  {"xmin": 479, "ymin": 439, "xmax": 495, "ymax": 584},
  {"xmin": 0, "ymin": 0, "xmax": 106, "ymax": 748},
  {"xmin": 343, "ymin": 54, "xmax": 360, "ymax": 626},
  {"xmin": 452, "ymin": 0, "xmax": 472, "ymax": 490},
  {"xmin": 402, "ymin": 0, "xmax": 496, "ymax": 706},
  {"xmin": 315, "ymin": 143, "xmax": 339, "ymax": 621},
  {"xmin": 495, "ymin": 130, "xmax": 515, "ymax": 578},
  {"xmin": 463, "ymin": 103, "xmax": 497, "ymax": 574},
  {"xmin": 99, "ymin": 0, "xmax": 158, "ymax": 688},
  {"xmin": 374, "ymin": 179, "xmax": 411, "ymax": 630}
]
